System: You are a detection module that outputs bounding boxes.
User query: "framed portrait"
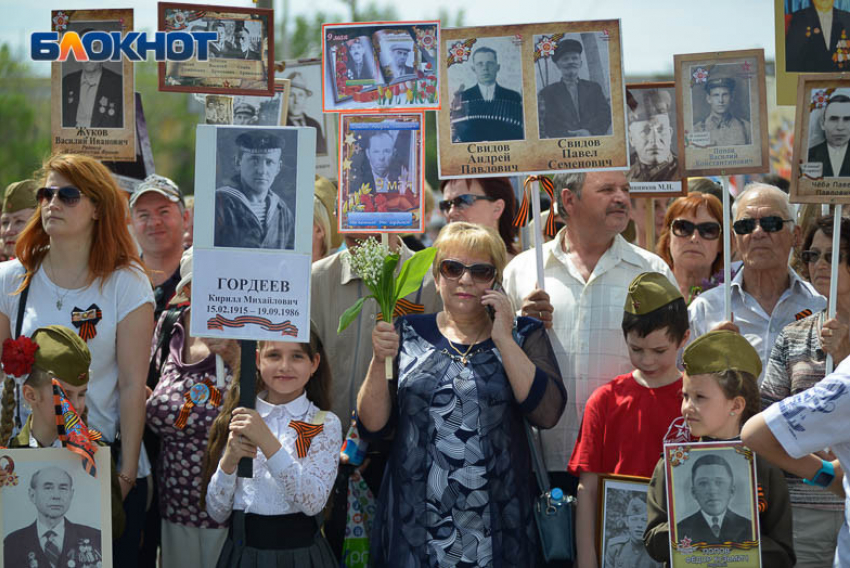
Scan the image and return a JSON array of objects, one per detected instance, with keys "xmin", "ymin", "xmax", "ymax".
[
  {"xmin": 50, "ymin": 9, "xmax": 136, "ymax": 162},
  {"xmin": 626, "ymin": 82, "xmax": 686, "ymax": 198},
  {"xmin": 0, "ymin": 448, "xmax": 113, "ymax": 568},
  {"xmin": 437, "ymin": 20, "xmax": 628, "ymax": 179},
  {"xmin": 321, "ymin": 21, "xmax": 440, "ymax": 112},
  {"xmin": 203, "ymin": 79, "xmax": 291, "ymax": 126},
  {"xmin": 158, "ymin": 3, "xmax": 274, "ymax": 96},
  {"xmin": 339, "ymin": 113, "xmax": 424, "ymax": 233},
  {"xmin": 103, "ymin": 93, "xmax": 156, "ymax": 194},
  {"xmin": 675, "ymin": 49, "xmax": 769, "ymax": 177},
  {"xmin": 664, "ymin": 440, "xmax": 761, "ymax": 567},
  {"xmin": 790, "ymin": 74, "xmax": 850, "ymax": 204},
  {"xmin": 597, "ymin": 474, "xmax": 663, "ymax": 568},
  {"xmin": 278, "ymin": 58, "xmax": 339, "ymax": 180}
]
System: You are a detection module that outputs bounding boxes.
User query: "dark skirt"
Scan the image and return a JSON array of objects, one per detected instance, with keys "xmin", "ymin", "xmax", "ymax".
[{"xmin": 216, "ymin": 510, "xmax": 337, "ymax": 568}]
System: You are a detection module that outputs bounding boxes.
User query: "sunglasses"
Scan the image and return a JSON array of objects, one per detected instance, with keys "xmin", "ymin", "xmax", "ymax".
[
  {"xmin": 671, "ymin": 219, "xmax": 721, "ymax": 240},
  {"xmin": 439, "ymin": 259, "xmax": 497, "ymax": 283},
  {"xmin": 36, "ymin": 186, "xmax": 83, "ymax": 207},
  {"xmin": 438, "ymin": 194, "xmax": 497, "ymax": 214},
  {"xmin": 801, "ymin": 249, "xmax": 849, "ymax": 265},
  {"xmin": 732, "ymin": 216, "xmax": 792, "ymax": 235}
]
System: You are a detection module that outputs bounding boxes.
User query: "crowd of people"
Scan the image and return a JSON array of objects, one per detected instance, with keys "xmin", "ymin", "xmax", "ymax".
[{"xmin": 1, "ymin": 154, "xmax": 850, "ymax": 568}]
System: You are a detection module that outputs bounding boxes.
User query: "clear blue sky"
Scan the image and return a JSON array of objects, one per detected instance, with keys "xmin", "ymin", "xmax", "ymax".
[{"xmin": 0, "ymin": 0, "xmax": 777, "ymax": 76}]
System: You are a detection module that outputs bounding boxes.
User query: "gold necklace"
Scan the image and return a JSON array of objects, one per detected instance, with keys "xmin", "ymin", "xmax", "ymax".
[
  {"xmin": 46, "ymin": 254, "xmax": 88, "ymax": 311},
  {"xmin": 446, "ymin": 326, "xmax": 485, "ymax": 366}
]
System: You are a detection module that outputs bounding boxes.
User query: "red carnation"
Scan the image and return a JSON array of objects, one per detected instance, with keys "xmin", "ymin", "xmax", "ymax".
[{"xmin": 1, "ymin": 336, "xmax": 38, "ymax": 378}]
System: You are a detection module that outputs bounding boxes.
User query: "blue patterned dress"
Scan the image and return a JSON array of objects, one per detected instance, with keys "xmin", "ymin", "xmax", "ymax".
[{"xmin": 359, "ymin": 314, "xmax": 566, "ymax": 567}]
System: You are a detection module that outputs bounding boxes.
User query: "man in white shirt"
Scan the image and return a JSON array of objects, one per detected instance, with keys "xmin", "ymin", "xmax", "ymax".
[
  {"xmin": 689, "ymin": 183, "xmax": 825, "ymax": 382},
  {"xmin": 502, "ymin": 171, "xmax": 677, "ymax": 475},
  {"xmin": 808, "ymin": 94, "xmax": 850, "ymax": 177}
]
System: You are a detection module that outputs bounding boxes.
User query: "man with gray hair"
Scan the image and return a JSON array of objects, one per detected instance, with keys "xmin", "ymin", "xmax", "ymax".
[
  {"xmin": 688, "ymin": 183, "xmax": 825, "ymax": 380},
  {"xmin": 502, "ymin": 171, "xmax": 676, "ymax": 485}
]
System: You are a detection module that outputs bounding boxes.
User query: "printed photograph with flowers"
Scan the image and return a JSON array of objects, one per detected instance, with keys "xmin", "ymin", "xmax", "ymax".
[{"xmin": 321, "ymin": 21, "xmax": 440, "ymax": 111}]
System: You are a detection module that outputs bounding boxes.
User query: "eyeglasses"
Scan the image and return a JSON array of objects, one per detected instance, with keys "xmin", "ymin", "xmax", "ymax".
[
  {"xmin": 801, "ymin": 249, "xmax": 849, "ymax": 265},
  {"xmin": 36, "ymin": 186, "xmax": 82, "ymax": 207},
  {"xmin": 732, "ymin": 216, "xmax": 792, "ymax": 235},
  {"xmin": 438, "ymin": 259, "xmax": 497, "ymax": 283},
  {"xmin": 671, "ymin": 219, "xmax": 721, "ymax": 240},
  {"xmin": 438, "ymin": 194, "xmax": 497, "ymax": 214}
]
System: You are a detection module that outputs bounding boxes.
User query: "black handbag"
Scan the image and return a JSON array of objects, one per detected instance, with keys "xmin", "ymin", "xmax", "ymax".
[{"xmin": 525, "ymin": 420, "xmax": 576, "ymax": 562}]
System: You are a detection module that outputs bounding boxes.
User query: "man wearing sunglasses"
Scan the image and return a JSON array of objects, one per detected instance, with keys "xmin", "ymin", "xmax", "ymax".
[
  {"xmin": 808, "ymin": 94, "xmax": 850, "ymax": 178},
  {"xmin": 688, "ymin": 183, "xmax": 825, "ymax": 380}
]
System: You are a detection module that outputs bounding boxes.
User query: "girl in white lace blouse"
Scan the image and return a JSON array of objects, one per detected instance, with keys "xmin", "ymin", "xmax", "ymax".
[{"xmin": 200, "ymin": 330, "xmax": 341, "ymax": 568}]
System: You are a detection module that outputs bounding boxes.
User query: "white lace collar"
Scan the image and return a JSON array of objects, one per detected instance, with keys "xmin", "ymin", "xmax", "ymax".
[{"xmin": 255, "ymin": 391, "xmax": 310, "ymax": 419}]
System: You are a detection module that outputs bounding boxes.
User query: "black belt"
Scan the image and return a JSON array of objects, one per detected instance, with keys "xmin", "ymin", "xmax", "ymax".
[{"xmin": 230, "ymin": 510, "xmax": 319, "ymax": 550}]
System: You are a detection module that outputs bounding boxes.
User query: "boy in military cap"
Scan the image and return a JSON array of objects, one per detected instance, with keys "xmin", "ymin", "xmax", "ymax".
[
  {"xmin": 1, "ymin": 179, "xmax": 38, "ymax": 260},
  {"xmin": 569, "ymin": 272, "xmax": 689, "ymax": 567},
  {"xmin": 627, "ymin": 89, "xmax": 679, "ymax": 182},
  {"xmin": 214, "ymin": 131, "xmax": 295, "ymax": 249},
  {"xmin": 694, "ymin": 75, "xmax": 751, "ymax": 147}
]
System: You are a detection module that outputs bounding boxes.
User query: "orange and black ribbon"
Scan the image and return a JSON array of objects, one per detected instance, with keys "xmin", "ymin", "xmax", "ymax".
[
  {"xmin": 288, "ymin": 420, "xmax": 324, "ymax": 458},
  {"xmin": 514, "ymin": 176, "xmax": 558, "ymax": 238},
  {"xmin": 207, "ymin": 315, "xmax": 298, "ymax": 337},
  {"xmin": 70, "ymin": 304, "xmax": 102, "ymax": 342},
  {"xmin": 53, "ymin": 379, "xmax": 98, "ymax": 478},
  {"xmin": 376, "ymin": 298, "xmax": 425, "ymax": 322},
  {"xmin": 757, "ymin": 483, "xmax": 767, "ymax": 513},
  {"xmin": 174, "ymin": 378, "xmax": 222, "ymax": 430},
  {"xmin": 795, "ymin": 309, "xmax": 813, "ymax": 321}
]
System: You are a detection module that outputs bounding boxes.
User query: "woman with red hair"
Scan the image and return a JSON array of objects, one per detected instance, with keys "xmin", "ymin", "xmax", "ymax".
[
  {"xmin": 656, "ymin": 192, "xmax": 725, "ymax": 302},
  {"xmin": 0, "ymin": 154, "xmax": 154, "ymax": 567}
]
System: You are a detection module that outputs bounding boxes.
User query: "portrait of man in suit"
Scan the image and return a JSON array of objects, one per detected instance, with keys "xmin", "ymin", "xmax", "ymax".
[
  {"xmin": 61, "ymin": 31, "xmax": 123, "ymax": 129},
  {"xmin": 786, "ymin": 0, "xmax": 850, "ymax": 72},
  {"xmin": 346, "ymin": 37, "xmax": 374, "ymax": 82},
  {"xmin": 809, "ymin": 94, "xmax": 850, "ymax": 177},
  {"xmin": 351, "ymin": 131, "xmax": 405, "ymax": 194},
  {"xmin": 538, "ymin": 38, "xmax": 612, "ymax": 139},
  {"xmin": 676, "ymin": 454, "xmax": 752, "ymax": 545},
  {"xmin": 449, "ymin": 45, "xmax": 524, "ymax": 143},
  {"xmin": 285, "ymin": 72, "xmax": 327, "ymax": 154},
  {"xmin": 4, "ymin": 466, "xmax": 101, "ymax": 568},
  {"xmin": 390, "ymin": 43, "xmax": 415, "ymax": 77}
]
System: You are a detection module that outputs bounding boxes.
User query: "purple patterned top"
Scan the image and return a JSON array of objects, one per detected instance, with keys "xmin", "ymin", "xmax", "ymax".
[{"xmin": 145, "ymin": 317, "xmax": 233, "ymax": 528}]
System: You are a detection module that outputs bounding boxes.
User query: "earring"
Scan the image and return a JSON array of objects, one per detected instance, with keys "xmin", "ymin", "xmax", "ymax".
[{"xmin": 730, "ymin": 411, "xmax": 736, "ymax": 416}]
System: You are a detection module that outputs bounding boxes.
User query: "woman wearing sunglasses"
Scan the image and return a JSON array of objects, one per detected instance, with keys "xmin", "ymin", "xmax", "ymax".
[
  {"xmin": 0, "ymin": 154, "xmax": 154, "ymax": 566},
  {"xmin": 357, "ymin": 222, "xmax": 566, "ymax": 566},
  {"xmin": 656, "ymin": 192, "xmax": 725, "ymax": 302},
  {"xmin": 760, "ymin": 214, "xmax": 850, "ymax": 566}
]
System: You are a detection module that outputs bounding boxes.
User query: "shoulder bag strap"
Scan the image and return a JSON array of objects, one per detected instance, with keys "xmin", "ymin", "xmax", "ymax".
[
  {"xmin": 15, "ymin": 281, "xmax": 30, "ymax": 338},
  {"xmin": 524, "ymin": 419, "xmax": 551, "ymax": 494},
  {"xmin": 146, "ymin": 306, "xmax": 185, "ymax": 390}
]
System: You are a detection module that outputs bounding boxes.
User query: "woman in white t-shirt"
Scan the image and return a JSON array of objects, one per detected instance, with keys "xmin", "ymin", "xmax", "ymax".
[{"xmin": 0, "ymin": 153, "xmax": 154, "ymax": 566}]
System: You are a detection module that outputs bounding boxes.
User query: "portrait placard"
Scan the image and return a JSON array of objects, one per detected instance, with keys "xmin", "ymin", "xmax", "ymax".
[
  {"xmin": 278, "ymin": 59, "xmax": 339, "ymax": 180},
  {"xmin": 158, "ymin": 3, "xmax": 274, "ymax": 96},
  {"xmin": 0, "ymin": 448, "xmax": 113, "ymax": 568},
  {"xmin": 664, "ymin": 441, "xmax": 761, "ymax": 567},
  {"xmin": 675, "ymin": 50, "xmax": 769, "ymax": 177},
  {"xmin": 338, "ymin": 113, "xmax": 424, "ymax": 233},
  {"xmin": 50, "ymin": 9, "xmax": 136, "ymax": 162},
  {"xmin": 597, "ymin": 475, "xmax": 662, "ymax": 568},
  {"xmin": 103, "ymin": 92, "xmax": 155, "ymax": 194},
  {"xmin": 626, "ymin": 82, "xmax": 686, "ymax": 197},
  {"xmin": 203, "ymin": 79, "xmax": 291, "ymax": 126},
  {"xmin": 790, "ymin": 74, "xmax": 850, "ymax": 204},
  {"xmin": 437, "ymin": 20, "xmax": 628, "ymax": 179},
  {"xmin": 321, "ymin": 21, "xmax": 440, "ymax": 112}
]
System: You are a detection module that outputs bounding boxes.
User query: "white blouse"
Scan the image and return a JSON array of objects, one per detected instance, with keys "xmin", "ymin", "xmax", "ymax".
[{"xmin": 206, "ymin": 392, "xmax": 341, "ymax": 522}]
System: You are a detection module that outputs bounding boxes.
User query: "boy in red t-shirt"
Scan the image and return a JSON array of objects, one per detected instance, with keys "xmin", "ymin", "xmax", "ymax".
[{"xmin": 568, "ymin": 272, "xmax": 690, "ymax": 568}]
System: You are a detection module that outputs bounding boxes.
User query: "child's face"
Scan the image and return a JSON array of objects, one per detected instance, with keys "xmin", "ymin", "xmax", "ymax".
[
  {"xmin": 256, "ymin": 342, "xmax": 320, "ymax": 405},
  {"xmin": 625, "ymin": 328, "xmax": 685, "ymax": 380},
  {"xmin": 681, "ymin": 373, "xmax": 741, "ymax": 439},
  {"xmin": 24, "ymin": 379, "xmax": 87, "ymax": 427}
]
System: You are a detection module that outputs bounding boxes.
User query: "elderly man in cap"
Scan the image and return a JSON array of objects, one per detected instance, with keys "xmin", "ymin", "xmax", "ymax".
[
  {"xmin": 694, "ymin": 76, "xmax": 751, "ymax": 147},
  {"xmin": 786, "ymin": 0, "xmax": 850, "ymax": 72},
  {"xmin": 605, "ymin": 497, "xmax": 658, "ymax": 568},
  {"xmin": 450, "ymin": 46, "xmax": 524, "ymax": 143},
  {"xmin": 233, "ymin": 100, "xmax": 259, "ymax": 125},
  {"xmin": 215, "ymin": 131, "xmax": 294, "ymax": 250},
  {"xmin": 61, "ymin": 30, "xmax": 123, "ymax": 129},
  {"xmin": 0, "ymin": 179, "xmax": 38, "ymax": 261},
  {"xmin": 808, "ymin": 93, "xmax": 850, "ymax": 177},
  {"xmin": 627, "ymin": 89, "xmax": 679, "ymax": 182},
  {"xmin": 390, "ymin": 42, "xmax": 415, "ymax": 76},
  {"xmin": 538, "ymin": 38, "xmax": 611, "ymax": 139},
  {"xmin": 286, "ymin": 71, "xmax": 327, "ymax": 154},
  {"xmin": 346, "ymin": 37, "xmax": 374, "ymax": 81}
]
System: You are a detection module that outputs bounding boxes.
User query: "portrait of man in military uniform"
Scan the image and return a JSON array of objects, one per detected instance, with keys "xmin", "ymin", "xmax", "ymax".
[
  {"xmin": 603, "ymin": 496, "xmax": 661, "ymax": 568},
  {"xmin": 627, "ymin": 87, "xmax": 679, "ymax": 182},
  {"xmin": 214, "ymin": 130, "xmax": 296, "ymax": 250},
  {"xmin": 786, "ymin": 0, "xmax": 850, "ymax": 72},
  {"xmin": 693, "ymin": 75, "xmax": 751, "ymax": 147},
  {"xmin": 808, "ymin": 92, "xmax": 850, "ymax": 177}
]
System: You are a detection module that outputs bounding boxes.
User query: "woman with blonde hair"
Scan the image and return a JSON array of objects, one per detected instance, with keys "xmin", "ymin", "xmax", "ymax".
[{"xmin": 0, "ymin": 153, "xmax": 154, "ymax": 567}]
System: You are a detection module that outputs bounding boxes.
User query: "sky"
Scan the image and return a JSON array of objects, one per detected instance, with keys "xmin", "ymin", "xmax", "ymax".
[{"xmin": 0, "ymin": 0, "xmax": 778, "ymax": 77}]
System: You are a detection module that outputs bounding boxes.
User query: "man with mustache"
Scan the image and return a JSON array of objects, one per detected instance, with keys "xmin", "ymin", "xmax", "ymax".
[
  {"xmin": 808, "ymin": 94, "xmax": 850, "ymax": 177},
  {"xmin": 694, "ymin": 76, "xmax": 751, "ymax": 147},
  {"xmin": 538, "ymin": 38, "xmax": 612, "ymax": 139},
  {"xmin": 627, "ymin": 89, "xmax": 679, "ymax": 182},
  {"xmin": 214, "ymin": 131, "xmax": 294, "ymax": 249}
]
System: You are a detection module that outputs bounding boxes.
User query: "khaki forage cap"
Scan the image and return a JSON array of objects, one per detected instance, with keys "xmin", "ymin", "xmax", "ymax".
[
  {"xmin": 31, "ymin": 325, "xmax": 91, "ymax": 386},
  {"xmin": 683, "ymin": 330, "xmax": 762, "ymax": 378},
  {"xmin": 3, "ymin": 179, "xmax": 38, "ymax": 213},
  {"xmin": 624, "ymin": 272, "xmax": 682, "ymax": 315}
]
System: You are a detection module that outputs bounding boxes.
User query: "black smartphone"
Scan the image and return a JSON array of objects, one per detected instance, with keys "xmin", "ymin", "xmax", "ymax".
[{"xmin": 485, "ymin": 282, "xmax": 503, "ymax": 321}]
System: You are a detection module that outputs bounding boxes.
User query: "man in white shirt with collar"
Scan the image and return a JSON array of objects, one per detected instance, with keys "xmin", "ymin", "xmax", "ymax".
[
  {"xmin": 502, "ymin": 171, "xmax": 677, "ymax": 480},
  {"xmin": 809, "ymin": 94, "xmax": 850, "ymax": 178},
  {"xmin": 689, "ymin": 183, "xmax": 826, "ymax": 382}
]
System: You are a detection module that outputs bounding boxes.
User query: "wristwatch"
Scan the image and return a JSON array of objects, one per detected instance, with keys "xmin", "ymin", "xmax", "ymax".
[{"xmin": 803, "ymin": 459, "xmax": 835, "ymax": 488}]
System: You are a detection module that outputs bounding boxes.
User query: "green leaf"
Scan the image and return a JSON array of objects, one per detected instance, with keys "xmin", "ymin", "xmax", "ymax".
[
  {"xmin": 337, "ymin": 296, "xmax": 372, "ymax": 334},
  {"xmin": 380, "ymin": 253, "xmax": 400, "ymax": 311},
  {"xmin": 395, "ymin": 247, "xmax": 437, "ymax": 301}
]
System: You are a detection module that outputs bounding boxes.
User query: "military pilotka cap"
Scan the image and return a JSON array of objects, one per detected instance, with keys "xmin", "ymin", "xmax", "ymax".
[
  {"xmin": 31, "ymin": 325, "xmax": 91, "ymax": 386},
  {"xmin": 624, "ymin": 272, "xmax": 682, "ymax": 315},
  {"xmin": 552, "ymin": 39, "xmax": 583, "ymax": 62},
  {"xmin": 315, "ymin": 175, "xmax": 343, "ymax": 249},
  {"xmin": 3, "ymin": 180, "xmax": 38, "ymax": 214},
  {"xmin": 235, "ymin": 131, "xmax": 284, "ymax": 154},
  {"xmin": 705, "ymin": 76, "xmax": 736, "ymax": 93},
  {"xmin": 683, "ymin": 330, "xmax": 762, "ymax": 378},
  {"xmin": 627, "ymin": 90, "xmax": 672, "ymax": 122},
  {"xmin": 130, "ymin": 174, "xmax": 184, "ymax": 209},
  {"xmin": 626, "ymin": 497, "xmax": 645, "ymax": 517}
]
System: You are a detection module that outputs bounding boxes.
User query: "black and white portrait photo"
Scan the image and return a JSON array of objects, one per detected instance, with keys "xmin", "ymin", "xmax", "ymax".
[
  {"xmin": 344, "ymin": 36, "xmax": 379, "ymax": 83},
  {"xmin": 535, "ymin": 33, "xmax": 613, "ymax": 140},
  {"xmin": 232, "ymin": 90, "xmax": 284, "ymax": 126},
  {"xmin": 447, "ymin": 37, "xmax": 525, "ymax": 143},
  {"xmin": 213, "ymin": 128, "xmax": 298, "ymax": 250},
  {"xmin": 61, "ymin": 21, "xmax": 125, "ymax": 129},
  {"xmin": 598, "ymin": 476, "xmax": 662, "ymax": 568},
  {"xmin": 690, "ymin": 65, "xmax": 752, "ymax": 147},
  {"xmin": 205, "ymin": 95, "xmax": 232, "ymax": 125},
  {"xmin": 376, "ymin": 30, "xmax": 416, "ymax": 80},
  {"xmin": 284, "ymin": 69, "xmax": 328, "ymax": 154},
  {"xmin": 806, "ymin": 88, "xmax": 850, "ymax": 177},
  {"xmin": 205, "ymin": 18, "xmax": 263, "ymax": 61},
  {"xmin": 627, "ymin": 85, "xmax": 680, "ymax": 183}
]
